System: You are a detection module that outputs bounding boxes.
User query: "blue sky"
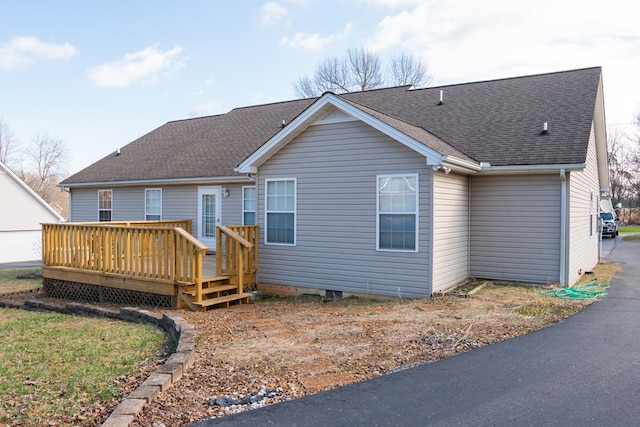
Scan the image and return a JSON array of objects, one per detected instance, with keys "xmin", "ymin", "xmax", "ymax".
[{"xmin": 1, "ymin": 0, "xmax": 639, "ymax": 174}]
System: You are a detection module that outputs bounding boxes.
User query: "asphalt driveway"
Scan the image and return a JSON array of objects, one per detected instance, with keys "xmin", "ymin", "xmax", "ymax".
[{"xmin": 193, "ymin": 236, "xmax": 640, "ymax": 426}]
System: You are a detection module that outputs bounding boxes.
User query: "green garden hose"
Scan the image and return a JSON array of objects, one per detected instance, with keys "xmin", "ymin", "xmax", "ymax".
[{"xmin": 541, "ymin": 281, "xmax": 610, "ymax": 300}]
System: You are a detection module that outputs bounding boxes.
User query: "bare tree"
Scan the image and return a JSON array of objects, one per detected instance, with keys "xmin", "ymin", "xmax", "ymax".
[
  {"xmin": 19, "ymin": 132, "xmax": 69, "ymax": 214},
  {"xmin": 292, "ymin": 75, "xmax": 319, "ymax": 99},
  {"xmin": 347, "ymin": 48, "xmax": 383, "ymax": 91},
  {"xmin": 607, "ymin": 127, "xmax": 634, "ymax": 210},
  {"xmin": 0, "ymin": 117, "xmax": 17, "ymax": 165},
  {"xmin": 293, "ymin": 48, "xmax": 431, "ymax": 98},
  {"xmin": 316, "ymin": 55, "xmax": 352, "ymax": 93},
  {"xmin": 607, "ymin": 123, "xmax": 640, "ymax": 226},
  {"xmin": 389, "ymin": 52, "xmax": 432, "ymax": 87}
]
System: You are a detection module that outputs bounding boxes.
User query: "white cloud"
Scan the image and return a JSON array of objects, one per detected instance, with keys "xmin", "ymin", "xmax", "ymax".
[
  {"xmin": 0, "ymin": 36, "xmax": 77, "ymax": 69},
  {"xmin": 356, "ymin": 0, "xmax": 425, "ymax": 6},
  {"xmin": 88, "ymin": 45, "xmax": 184, "ymax": 87},
  {"xmin": 362, "ymin": 0, "xmax": 640, "ymax": 127},
  {"xmin": 261, "ymin": 2, "xmax": 289, "ymax": 25},
  {"xmin": 281, "ymin": 23, "xmax": 353, "ymax": 51}
]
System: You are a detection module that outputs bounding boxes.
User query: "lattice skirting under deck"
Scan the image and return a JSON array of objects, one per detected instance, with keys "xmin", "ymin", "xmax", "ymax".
[{"xmin": 43, "ymin": 278, "xmax": 173, "ymax": 308}]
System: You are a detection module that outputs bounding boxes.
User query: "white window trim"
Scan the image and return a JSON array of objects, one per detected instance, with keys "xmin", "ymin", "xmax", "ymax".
[
  {"xmin": 98, "ymin": 189, "xmax": 113, "ymax": 222},
  {"xmin": 376, "ymin": 173, "xmax": 419, "ymax": 252},
  {"xmin": 145, "ymin": 188, "xmax": 162, "ymax": 221},
  {"xmin": 242, "ymin": 186, "xmax": 257, "ymax": 226},
  {"xmin": 264, "ymin": 178, "xmax": 297, "ymax": 246}
]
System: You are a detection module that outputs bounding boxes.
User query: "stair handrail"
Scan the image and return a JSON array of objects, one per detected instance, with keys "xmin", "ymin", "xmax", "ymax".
[
  {"xmin": 216, "ymin": 226, "xmax": 254, "ymax": 295},
  {"xmin": 173, "ymin": 227, "xmax": 208, "ymax": 303}
]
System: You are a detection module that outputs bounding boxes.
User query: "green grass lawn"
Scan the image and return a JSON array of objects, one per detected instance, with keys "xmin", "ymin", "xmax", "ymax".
[
  {"xmin": 0, "ymin": 290, "xmax": 167, "ymax": 425},
  {"xmin": 619, "ymin": 225, "xmax": 640, "ymax": 233}
]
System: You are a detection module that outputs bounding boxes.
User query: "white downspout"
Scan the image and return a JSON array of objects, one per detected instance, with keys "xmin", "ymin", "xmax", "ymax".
[{"xmin": 560, "ymin": 169, "xmax": 567, "ymax": 287}]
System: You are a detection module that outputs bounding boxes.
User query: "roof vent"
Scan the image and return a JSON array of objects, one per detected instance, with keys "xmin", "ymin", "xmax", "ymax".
[
  {"xmin": 541, "ymin": 122, "xmax": 549, "ymax": 135},
  {"xmin": 281, "ymin": 119, "xmax": 286, "ymax": 129},
  {"xmin": 437, "ymin": 89, "xmax": 444, "ymax": 105},
  {"xmin": 116, "ymin": 147, "xmax": 121, "ymax": 156}
]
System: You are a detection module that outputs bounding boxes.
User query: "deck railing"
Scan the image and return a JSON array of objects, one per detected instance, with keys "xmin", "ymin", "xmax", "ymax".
[
  {"xmin": 98, "ymin": 219, "xmax": 192, "ymax": 235},
  {"xmin": 42, "ymin": 221, "xmax": 206, "ymax": 286},
  {"xmin": 216, "ymin": 225, "xmax": 258, "ymax": 294}
]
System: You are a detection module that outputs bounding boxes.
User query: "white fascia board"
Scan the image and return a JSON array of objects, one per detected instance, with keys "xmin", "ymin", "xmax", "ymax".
[
  {"xmin": 236, "ymin": 93, "xmax": 444, "ymax": 173},
  {"xmin": 61, "ymin": 175, "xmax": 255, "ymax": 189},
  {"xmin": 0, "ymin": 161, "xmax": 64, "ymax": 222},
  {"xmin": 479, "ymin": 163, "xmax": 586, "ymax": 174}
]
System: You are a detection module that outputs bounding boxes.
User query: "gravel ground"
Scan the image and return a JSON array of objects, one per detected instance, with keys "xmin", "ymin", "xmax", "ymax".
[{"xmin": 129, "ymin": 284, "xmax": 596, "ymax": 427}]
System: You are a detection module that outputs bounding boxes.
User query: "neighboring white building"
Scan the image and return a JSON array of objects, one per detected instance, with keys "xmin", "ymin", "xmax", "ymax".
[{"xmin": 0, "ymin": 161, "xmax": 64, "ymax": 264}]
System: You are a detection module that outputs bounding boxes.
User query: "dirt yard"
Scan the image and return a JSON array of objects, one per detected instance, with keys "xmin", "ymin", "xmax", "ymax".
[{"xmin": 130, "ymin": 263, "xmax": 618, "ymax": 426}]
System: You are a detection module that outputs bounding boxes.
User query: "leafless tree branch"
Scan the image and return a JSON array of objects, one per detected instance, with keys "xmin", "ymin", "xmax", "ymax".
[
  {"xmin": 292, "ymin": 48, "xmax": 431, "ymax": 98},
  {"xmin": 0, "ymin": 117, "xmax": 18, "ymax": 165}
]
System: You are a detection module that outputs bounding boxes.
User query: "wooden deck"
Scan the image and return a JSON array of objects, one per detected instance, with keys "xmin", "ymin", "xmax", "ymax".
[{"xmin": 41, "ymin": 221, "xmax": 257, "ymax": 311}]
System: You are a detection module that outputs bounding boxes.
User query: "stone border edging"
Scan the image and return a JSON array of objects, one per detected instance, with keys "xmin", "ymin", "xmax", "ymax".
[{"xmin": 0, "ymin": 298, "xmax": 195, "ymax": 427}]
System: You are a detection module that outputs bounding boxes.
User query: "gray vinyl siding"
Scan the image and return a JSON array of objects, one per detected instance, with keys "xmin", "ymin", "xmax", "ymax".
[
  {"xmin": 470, "ymin": 174, "xmax": 561, "ymax": 284},
  {"xmin": 68, "ymin": 184, "xmax": 247, "ymax": 239},
  {"xmin": 432, "ymin": 172, "xmax": 469, "ymax": 292},
  {"xmin": 220, "ymin": 184, "xmax": 244, "ymax": 225},
  {"xmin": 111, "ymin": 188, "xmax": 144, "ymax": 221},
  {"xmin": 68, "ymin": 188, "xmax": 100, "ymax": 222},
  {"xmin": 68, "ymin": 188, "xmax": 143, "ymax": 222},
  {"xmin": 256, "ymin": 119, "xmax": 432, "ymax": 298},
  {"xmin": 568, "ymin": 124, "xmax": 600, "ymax": 285}
]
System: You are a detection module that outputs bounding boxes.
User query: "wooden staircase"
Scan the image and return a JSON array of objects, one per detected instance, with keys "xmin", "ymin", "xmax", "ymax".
[{"xmin": 178, "ymin": 275, "xmax": 252, "ymax": 311}]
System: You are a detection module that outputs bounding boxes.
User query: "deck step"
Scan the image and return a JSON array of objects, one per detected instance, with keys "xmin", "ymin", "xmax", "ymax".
[
  {"xmin": 195, "ymin": 292, "xmax": 252, "ymax": 309},
  {"xmin": 184, "ymin": 284, "xmax": 238, "ymax": 297},
  {"xmin": 202, "ymin": 275, "xmax": 231, "ymax": 283}
]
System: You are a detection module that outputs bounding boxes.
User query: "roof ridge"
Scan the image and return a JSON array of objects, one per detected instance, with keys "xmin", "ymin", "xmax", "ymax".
[
  {"xmin": 413, "ymin": 66, "xmax": 602, "ymax": 91},
  {"xmin": 167, "ymin": 113, "xmax": 227, "ymax": 124}
]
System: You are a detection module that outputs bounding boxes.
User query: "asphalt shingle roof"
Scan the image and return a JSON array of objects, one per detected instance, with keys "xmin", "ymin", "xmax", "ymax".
[{"xmin": 62, "ymin": 67, "xmax": 601, "ymax": 185}]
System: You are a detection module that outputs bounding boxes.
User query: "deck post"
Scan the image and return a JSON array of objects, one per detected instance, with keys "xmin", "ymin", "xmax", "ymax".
[
  {"xmin": 216, "ymin": 227, "xmax": 222, "ymax": 276},
  {"xmin": 195, "ymin": 249, "xmax": 203, "ymax": 304},
  {"xmin": 237, "ymin": 246, "xmax": 244, "ymax": 294}
]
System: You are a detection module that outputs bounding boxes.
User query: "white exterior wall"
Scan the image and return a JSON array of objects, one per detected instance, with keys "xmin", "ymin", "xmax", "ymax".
[
  {"xmin": 567, "ymin": 124, "xmax": 600, "ymax": 285},
  {"xmin": 0, "ymin": 163, "xmax": 62, "ymax": 263},
  {"xmin": 0, "ymin": 230, "xmax": 44, "ymax": 263},
  {"xmin": 470, "ymin": 174, "xmax": 561, "ymax": 284},
  {"xmin": 256, "ymin": 119, "xmax": 432, "ymax": 298},
  {"xmin": 432, "ymin": 172, "xmax": 470, "ymax": 292}
]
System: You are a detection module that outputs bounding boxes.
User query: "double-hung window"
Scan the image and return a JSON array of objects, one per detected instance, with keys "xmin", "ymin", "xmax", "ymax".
[
  {"xmin": 98, "ymin": 190, "xmax": 112, "ymax": 222},
  {"xmin": 145, "ymin": 189, "xmax": 162, "ymax": 221},
  {"xmin": 377, "ymin": 174, "xmax": 418, "ymax": 251},
  {"xmin": 242, "ymin": 186, "xmax": 256, "ymax": 225},
  {"xmin": 265, "ymin": 179, "xmax": 296, "ymax": 245}
]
